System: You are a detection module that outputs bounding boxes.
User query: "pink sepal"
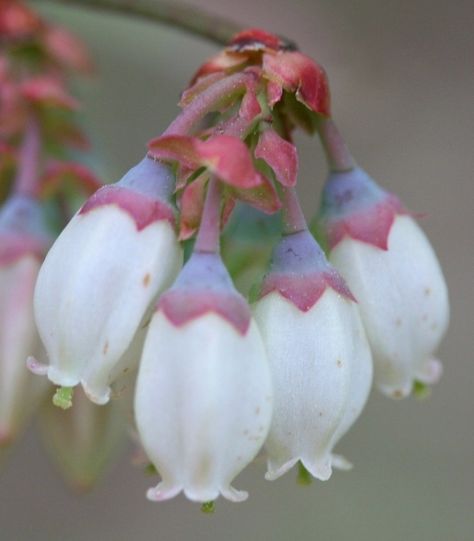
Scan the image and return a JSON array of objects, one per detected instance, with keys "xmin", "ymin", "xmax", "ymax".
[
  {"xmin": 178, "ymin": 174, "xmax": 208, "ymax": 241},
  {"xmin": 229, "ymin": 28, "xmax": 283, "ymax": 52},
  {"xmin": 262, "ymin": 51, "xmax": 330, "ymax": 115},
  {"xmin": 42, "ymin": 25, "xmax": 93, "ymax": 73},
  {"xmin": 255, "ymin": 128, "xmax": 298, "ymax": 187},
  {"xmin": 0, "ymin": 233, "xmax": 46, "ymax": 265},
  {"xmin": 326, "ymin": 194, "xmax": 406, "ymax": 250},
  {"xmin": 260, "ymin": 269, "xmax": 355, "ymax": 312},
  {"xmin": 148, "ymin": 134, "xmax": 261, "ymax": 189},
  {"xmin": 158, "ymin": 289, "xmax": 251, "ymax": 335},
  {"xmin": 231, "ymin": 173, "xmax": 282, "ymax": 214},
  {"xmin": 21, "ymin": 76, "xmax": 79, "ymax": 110},
  {"xmin": 79, "ymin": 185, "xmax": 175, "ymax": 231},
  {"xmin": 190, "ymin": 51, "xmax": 248, "ymax": 86}
]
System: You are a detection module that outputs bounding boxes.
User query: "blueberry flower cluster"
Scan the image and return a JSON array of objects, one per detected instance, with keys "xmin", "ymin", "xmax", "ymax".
[{"xmin": 1, "ymin": 18, "xmax": 449, "ymax": 503}]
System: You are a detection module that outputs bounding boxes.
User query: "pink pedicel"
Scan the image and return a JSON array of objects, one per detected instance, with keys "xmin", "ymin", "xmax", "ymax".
[
  {"xmin": 317, "ymin": 167, "xmax": 407, "ymax": 250},
  {"xmin": 79, "ymin": 157, "xmax": 175, "ymax": 230},
  {"xmin": 259, "ymin": 230, "xmax": 355, "ymax": 311},
  {"xmin": 157, "ymin": 252, "xmax": 251, "ymax": 335},
  {"xmin": 0, "ymin": 195, "xmax": 51, "ymax": 264}
]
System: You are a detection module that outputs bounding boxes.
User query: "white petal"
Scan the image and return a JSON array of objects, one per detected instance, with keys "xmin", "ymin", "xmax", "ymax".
[
  {"xmin": 330, "ymin": 215, "xmax": 449, "ymax": 398},
  {"xmin": 135, "ymin": 312, "xmax": 273, "ymax": 502},
  {"xmin": 253, "ymin": 290, "xmax": 371, "ymax": 481},
  {"xmin": 34, "ymin": 207, "xmax": 182, "ymax": 404}
]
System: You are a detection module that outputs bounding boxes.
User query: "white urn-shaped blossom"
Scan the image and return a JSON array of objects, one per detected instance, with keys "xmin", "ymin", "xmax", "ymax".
[
  {"xmin": 0, "ymin": 195, "xmax": 51, "ymax": 446},
  {"xmin": 135, "ymin": 252, "xmax": 273, "ymax": 503},
  {"xmin": 253, "ymin": 229, "xmax": 373, "ymax": 481},
  {"xmin": 315, "ymin": 167, "xmax": 449, "ymax": 398},
  {"xmin": 32, "ymin": 157, "xmax": 182, "ymax": 404}
]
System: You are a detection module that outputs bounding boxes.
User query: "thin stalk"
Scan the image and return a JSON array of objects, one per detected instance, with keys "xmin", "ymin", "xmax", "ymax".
[
  {"xmin": 281, "ymin": 186, "xmax": 307, "ymax": 235},
  {"xmin": 14, "ymin": 117, "xmax": 41, "ymax": 198},
  {"xmin": 163, "ymin": 72, "xmax": 256, "ymax": 136},
  {"xmin": 194, "ymin": 177, "xmax": 221, "ymax": 253},
  {"xmin": 316, "ymin": 117, "xmax": 355, "ymax": 172},
  {"xmin": 43, "ymin": 0, "xmax": 242, "ymax": 46}
]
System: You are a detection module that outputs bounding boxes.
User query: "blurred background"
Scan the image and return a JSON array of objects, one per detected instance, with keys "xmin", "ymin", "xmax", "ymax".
[{"xmin": 1, "ymin": 0, "xmax": 473, "ymax": 539}]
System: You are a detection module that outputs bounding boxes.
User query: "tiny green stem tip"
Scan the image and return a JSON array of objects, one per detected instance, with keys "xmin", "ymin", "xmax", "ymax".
[
  {"xmin": 201, "ymin": 501, "xmax": 216, "ymax": 514},
  {"xmin": 52, "ymin": 386, "xmax": 74, "ymax": 410},
  {"xmin": 413, "ymin": 380, "xmax": 431, "ymax": 400},
  {"xmin": 297, "ymin": 461, "xmax": 313, "ymax": 486}
]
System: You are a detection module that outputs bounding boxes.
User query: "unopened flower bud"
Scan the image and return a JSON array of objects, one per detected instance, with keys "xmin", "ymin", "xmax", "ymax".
[
  {"xmin": 135, "ymin": 252, "xmax": 273, "ymax": 503},
  {"xmin": 33, "ymin": 157, "xmax": 183, "ymax": 404},
  {"xmin": 315, "ymin": 167, "xmax": 449, "ymax": 398},
  {"xmin": 253, "ymin": 230, "xmax": 372, "ymax": 480}
]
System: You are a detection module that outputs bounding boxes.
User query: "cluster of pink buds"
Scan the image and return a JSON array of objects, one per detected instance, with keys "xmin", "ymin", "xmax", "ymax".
[{"xmin": 1, "ymin": 13, "xmax": 449, "ymax": 504}]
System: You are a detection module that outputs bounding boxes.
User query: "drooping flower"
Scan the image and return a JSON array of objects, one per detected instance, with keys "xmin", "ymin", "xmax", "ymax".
[
  {"xmin": 0, "ymin": 194, "xmax": 50, "ymax": 447},
  {"xmin": 135, "ymin": 251, "xmax": 273, "ymax": 502},
  {"xmin": 315, "ymin": 165, "xmax": 449, "ymax": 398},
  {"xmin": 32, "ymin": 156, "xmax": 183, "ymax": 404},
  {"xmin": 253, "ymin": 228, "xmax": 373, "ymax": 480}
]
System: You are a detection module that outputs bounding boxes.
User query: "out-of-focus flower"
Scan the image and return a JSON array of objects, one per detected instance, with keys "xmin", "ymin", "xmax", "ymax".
[{"xmin": 0, "ymin": 195, "xmax": 51, "ymax": 447}]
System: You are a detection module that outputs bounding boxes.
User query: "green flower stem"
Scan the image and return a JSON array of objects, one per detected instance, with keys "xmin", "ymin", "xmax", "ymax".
[{"xmin": 43, "ymin": 0, "xmax": 242, "ymax": 46}]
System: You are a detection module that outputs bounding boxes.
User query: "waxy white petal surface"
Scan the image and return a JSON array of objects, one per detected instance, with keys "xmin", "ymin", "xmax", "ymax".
[
  {"xmin": 135, "ymin": 312, "xmax": 273, "ymax": 503},
  {"xmin": 34, "ymin": 206, "xmax": 182, "ymax": 404},
  {"xmin": 330, "ymin": 215, "xmax": 449, "ymax": 398},
  {"xmin": 253, "ymin": 289, "xmax": 372, "ymax": 481}
]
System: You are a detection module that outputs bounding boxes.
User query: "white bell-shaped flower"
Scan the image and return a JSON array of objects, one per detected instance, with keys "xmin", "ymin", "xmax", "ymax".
[
  {"xmin": 135, "ymin": 252, "xmax": 273, "ymax": 503},
  {"xmin": 253, "ymin": 230, "xmax": 372, "ymax": 481},
  {"xmin": 0, "ymin": 195, "xmax": 50, "ymax": 446},
  {"xmin": 316, "ymin": 167, "xmax": 449, "ymax": 397},
  {"xmin": 32, "ymin": 157, "xmax": 182, "ymax": 404}
]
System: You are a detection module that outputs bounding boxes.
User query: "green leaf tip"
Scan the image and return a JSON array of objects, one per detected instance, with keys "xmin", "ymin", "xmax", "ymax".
[{"xmin": 52, "ymin": 386, "xmax": 74, "ymax": 410}]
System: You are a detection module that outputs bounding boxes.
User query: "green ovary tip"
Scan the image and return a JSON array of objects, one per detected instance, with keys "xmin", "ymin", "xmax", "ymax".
[
  {"xmin": 52, "ymin": 386, "xmax": 74, "ymax": 410},
  {"xmin": 297, "ymin": 461, "xmax": 312, "ymax": 486},
  {"xmin": 201, "ymin": 501, "xmax": 216, "ymax": 514}
]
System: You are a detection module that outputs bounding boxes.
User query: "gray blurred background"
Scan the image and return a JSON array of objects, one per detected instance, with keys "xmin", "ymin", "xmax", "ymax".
[{"xmin": 1, "ymin": 0, "xmax": 473, "ymax": 539}]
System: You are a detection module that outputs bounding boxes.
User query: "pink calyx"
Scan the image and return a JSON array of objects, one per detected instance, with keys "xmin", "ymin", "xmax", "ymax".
[
  {"xmin": 325, "ymin": 194, "xmax": 406, "ymax": 250},
  {"xmin": 260, "ymin": 269, "xmax": 355, "ymax": 312},
  {"xmin": 0, "ymin": 233, "xmax": 46, "ymax": 265},
  {"xmin": 158, "ymin": 289, "xmax": 251, "ymax": 335},
  {"xmin": 79, "ymin": 185, "xmax": 175, "ymax": 231}
]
